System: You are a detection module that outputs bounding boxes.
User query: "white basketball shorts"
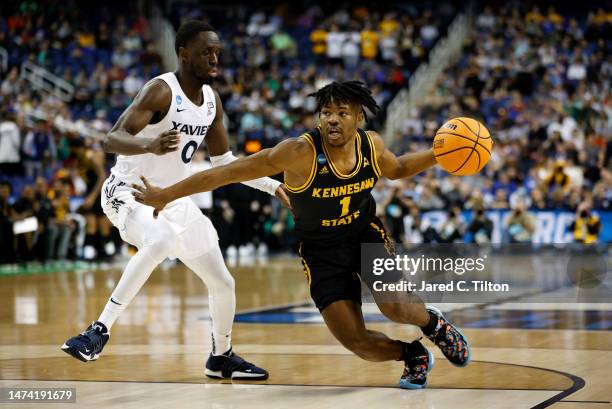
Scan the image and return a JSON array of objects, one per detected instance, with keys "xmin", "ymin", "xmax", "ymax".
[{"xmin": 101, "ymin": 174, "xmax": 219, "ymax": 260}]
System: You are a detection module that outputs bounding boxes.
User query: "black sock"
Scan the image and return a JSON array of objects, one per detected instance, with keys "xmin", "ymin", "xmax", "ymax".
[
  {"xmin": 420, "ymin": 311, "xmax": 438, "ymax": 337},
  {"xmin": 398, "ymin": 340, "xmax": 422, "ymax": 362}
]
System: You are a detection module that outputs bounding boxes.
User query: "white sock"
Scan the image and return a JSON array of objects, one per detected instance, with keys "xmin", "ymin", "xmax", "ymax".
[
  {"xmin": 98, "ymin": 243, "xmax": 169, "ymax": 330},
  {"xmin": 180, "ymin": 245, "xmax": 235, "ymax": 355},
  {"xmin": 98, "ymin": 297, "xmax": 126, "ymax": 330}
]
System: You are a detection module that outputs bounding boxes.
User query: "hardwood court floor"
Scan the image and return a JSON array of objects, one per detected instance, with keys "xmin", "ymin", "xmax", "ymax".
[{"xmin": 0, "ymin": 258, "xmax": 611, "ymax": 409}]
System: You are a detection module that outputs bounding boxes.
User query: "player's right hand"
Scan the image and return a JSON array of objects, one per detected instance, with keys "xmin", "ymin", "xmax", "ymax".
[{"xmin": 146, "ymin": 129, "xmax": 180, "ymax": 155}]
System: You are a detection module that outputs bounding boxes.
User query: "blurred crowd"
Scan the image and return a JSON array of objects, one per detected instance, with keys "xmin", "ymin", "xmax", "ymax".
[
  {"xmin": 381, "ymin": 3, "xmax": 611, "ymax": 245},
  {"xmin": 169, "ymin": 2, "xmax": 454, "ymax": 149},
  {"xmin": 0, "ymin": 1, "xmax": 610, "ymax": 265}
]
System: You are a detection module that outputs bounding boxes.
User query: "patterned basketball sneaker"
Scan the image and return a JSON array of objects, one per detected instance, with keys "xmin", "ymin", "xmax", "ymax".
[
  {"xmin": 425, "ymin": 306, "xmax": 471, "ymax": 367},
  {"xmin": 205, "ymin": 348, "xmax": 268, "ymax": 380},
  {"xmin": 61, "ymin": 321, "xmax": 109, "ymax": 362},
  {"xmin": 399, "ymin": 339, "xmax": 434, "ymax": 389}
]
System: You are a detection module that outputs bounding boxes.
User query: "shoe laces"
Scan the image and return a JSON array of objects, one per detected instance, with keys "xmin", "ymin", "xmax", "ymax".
[{"xmin": 78, "ymin": 326, "xmax": 106, "ymax": 352}]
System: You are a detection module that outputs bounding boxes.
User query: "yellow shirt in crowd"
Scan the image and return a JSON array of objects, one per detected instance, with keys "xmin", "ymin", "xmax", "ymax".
[
  {"xmin": 310, "ymin": 29, "xmax": 327, "ymax": 55},
  {"xmin": 361, "ymin": 30, "xmax": 379, "ymax": 59}
]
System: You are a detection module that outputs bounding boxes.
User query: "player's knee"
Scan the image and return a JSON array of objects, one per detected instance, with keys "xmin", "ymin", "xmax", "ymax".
[
  {"xmin": 194, "ymin": 260, "xmax": 235, "ymax": 295},
  {"xmin": 214, "ymin": 271, "xmax": 235, "ymax": 294}
]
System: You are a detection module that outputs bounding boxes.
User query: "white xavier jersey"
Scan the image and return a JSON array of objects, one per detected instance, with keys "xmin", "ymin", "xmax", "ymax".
[{"xmin": 110, "ymin": 72, "xmax": 216, "ymax": 187}]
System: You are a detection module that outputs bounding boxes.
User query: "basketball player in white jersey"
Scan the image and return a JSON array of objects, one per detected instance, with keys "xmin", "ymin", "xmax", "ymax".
[{"xmin": 61, "ymin": 21, "xmax": 288, "ymax": 380}]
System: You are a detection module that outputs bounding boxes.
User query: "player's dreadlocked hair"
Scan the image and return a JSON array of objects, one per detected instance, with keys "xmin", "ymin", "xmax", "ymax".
[{"xmin": 308, "ymin": 81, "xmax": 380, "ymax": 120}]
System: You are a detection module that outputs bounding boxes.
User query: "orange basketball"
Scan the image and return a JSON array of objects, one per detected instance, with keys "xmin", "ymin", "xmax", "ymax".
[{"xmin": 433, "ymin": 117, "xmax": 493, "ymax": 176}]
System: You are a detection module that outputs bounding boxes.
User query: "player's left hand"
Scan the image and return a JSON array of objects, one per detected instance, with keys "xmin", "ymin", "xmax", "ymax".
[
  {"xmin": 275, "ymin": 184, "xmax": 292, "ymax": 209},
  {"xmin": 132, "ymin": 176, "xmax": 168, "ymax": 212}
]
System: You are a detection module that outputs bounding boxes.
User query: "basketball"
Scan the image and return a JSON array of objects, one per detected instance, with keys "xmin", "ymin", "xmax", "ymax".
[{"xmin": 433, "ymin": 117, "xmax": 493, "ymax": 176}]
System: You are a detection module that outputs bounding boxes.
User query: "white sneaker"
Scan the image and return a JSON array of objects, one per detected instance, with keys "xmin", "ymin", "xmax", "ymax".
[
  {"xmin": 257, "ymin": 243, "xmax": 268, "ymax": 259},
  {"xmin": 83, "ymin": 245, "xmax": 97, "ymax": 260},
  {"xmin": 226, "ymin": 245, "xmax": 237, "ymax": 258}
]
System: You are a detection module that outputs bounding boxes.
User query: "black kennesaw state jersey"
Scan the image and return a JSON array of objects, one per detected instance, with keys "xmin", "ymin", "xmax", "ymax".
[{"xmin": 286, "ymin": 127, "xmax": 381, "ymax": 243}]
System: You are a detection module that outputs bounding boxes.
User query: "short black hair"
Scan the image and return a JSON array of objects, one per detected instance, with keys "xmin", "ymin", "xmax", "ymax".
[
  {"xmin": 308, "ymin": 81, "xmax": 380, "ymax": 120},
  {"xmin": 174, "ymin": 20, "xmax": 216, "ymax": 55}
]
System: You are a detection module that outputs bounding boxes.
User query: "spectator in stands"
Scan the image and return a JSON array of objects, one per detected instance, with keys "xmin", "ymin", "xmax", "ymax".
[
  {"xmin": 11, "ymin": 184, "xmax": 36, "ymax": 261},
  {"xmin": 0, "ymin": 67, "xmax": 19, "ymax": 95},
  {"xmin": 21, "ymin": 118, "xmax": 55, "ymax": 179},
  {"xmin": 504, "ymin": 202, "xmax": 535, "ymax": 243},
  {"xmin": 593, "ymin": 182, "xmax": 611, "ymax": 211},
  {"xmin": 269, "ymin": 30, "xmax": 297, "ymax": 61},
  {"xmin": 543, "ymin": 160, "xmax": 572, "ymax": 200},
  {"xmin": 530, "ymin": 187, "xmax": 548, "ymax": 210},
  {"xmin": 569, "ymin": 202, "xmax": 601, "ymax": 244},
  {"xmin": 360, "ymin": 21, "xmax": 379, "ymax": 60},
  {"xmin": 465, "ymin": 188, "xmax": 487, "ymax": 210},
  {"xmin": 69, "ymin": 138, "xmax": 108, "ymax": 260},
  {"xmin": 415, "ymin": 184, "xmax": 444, "ymax": 210},
  {"xmin": 326, "ymin": 24, "xmax": 344, "ymax": 65},
  {"xmin": 424, "ymin": 207, "xmax": 464, "ymax": 243},
  {"xmin": 403, "ymin": 204, "xmax": 424, "ymax": 244},
  {"xmin": 32, "ymin": 176, "xmax": 55, "ymax": 261},
  {"xmin": 467, "ymin": 208, "xmax": 493, "ymax": 243},
  {"xmin": 341, "ymin": 28, "xmax": 361, "ymax": 70},
  {"xmin": 491, "ymin": 189, "xmax": 509, "ymax": 210},
  {"xmin": 385, "ymin": 183, "xmax": 413, "ymax": 244},
  {"xmin": 309, "ymin": 25, "xmax": 327, "ymax": 60},
  {"xmin": 111, "ymin": 44, "xmax": 134, "ymax": 70},
  {"xmin": 0, "ymin": 109, "xmax": 22, "ymax": 176},
  {"xmin": 48, "ymin": 178, "xmax": 74, "ymax": 261},
  {"xmin": 0, "ymin": 181, "xmax": 15, "ymax": 264}
]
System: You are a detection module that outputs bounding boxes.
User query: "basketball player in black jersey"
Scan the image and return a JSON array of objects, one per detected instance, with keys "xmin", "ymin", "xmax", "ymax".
[{"xmin": 133, "ymin": 81, "xmax": 471, "ymax": 388}]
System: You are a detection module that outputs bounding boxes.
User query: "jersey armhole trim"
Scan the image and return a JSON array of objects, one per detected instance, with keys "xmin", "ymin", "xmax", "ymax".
[
  {"xmin": 147, "ymin": 77, "xmax": 174, "ymax": 127},
  {"xmin": 285, "ymin": 134, "xmax": 317, "ymax": 193},
  {"xmin": 365, "ymin": 131, "xmax": 382, "ymax": 177}
]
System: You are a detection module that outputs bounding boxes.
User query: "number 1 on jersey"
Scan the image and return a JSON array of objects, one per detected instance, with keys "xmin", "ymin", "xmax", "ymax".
[{"xmin": 339, "ymin": 196, "xmax": 351, "ymax": 217}]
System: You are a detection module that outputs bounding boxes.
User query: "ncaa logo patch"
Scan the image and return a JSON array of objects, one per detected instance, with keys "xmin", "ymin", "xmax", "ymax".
[
  {"xmin": 176, "ymin": 95, "xmax": 183, "ymax": 105},
  {"xmin": 317, "ymin": 154, "xmax": 327, "ymax": 165}
]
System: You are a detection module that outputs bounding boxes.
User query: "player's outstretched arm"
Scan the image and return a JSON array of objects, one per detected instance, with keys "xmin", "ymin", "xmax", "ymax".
[
  {"xmin": 132, "ymin": 138, "xmax": 309, "ymax": 211},
  {"xmin": 205, "ymin": 90, "xmax": 286, "ymax": 203},
  {"xmin": 368, "ymin": 131, "xmax": 436, "ymax": 180},
  {"xmin": 103, "ymin": 80, "xmax": 179, "ymax": 156}
]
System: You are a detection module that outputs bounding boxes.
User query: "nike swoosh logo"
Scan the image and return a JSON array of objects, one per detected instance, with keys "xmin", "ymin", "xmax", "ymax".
[
  {"xmin": 84, "ymin": 348, "xmax": 90, "ymax": 353},
  {"xmin": 177, "ymin": 108, "xmax": 187, "ymax": 112},
  {"xmin": 78, "ymin": 351, "xmax": 92, "ymax": 360}
]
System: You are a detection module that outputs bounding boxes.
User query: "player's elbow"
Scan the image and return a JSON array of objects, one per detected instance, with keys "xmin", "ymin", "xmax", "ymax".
[
  {"xmin": 102, "ymin": 134, "xmax": 113, "ymax": 153},
  {"xmin": 386, "ymin": 167, "xmax": 405, "ymax": 180}
]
